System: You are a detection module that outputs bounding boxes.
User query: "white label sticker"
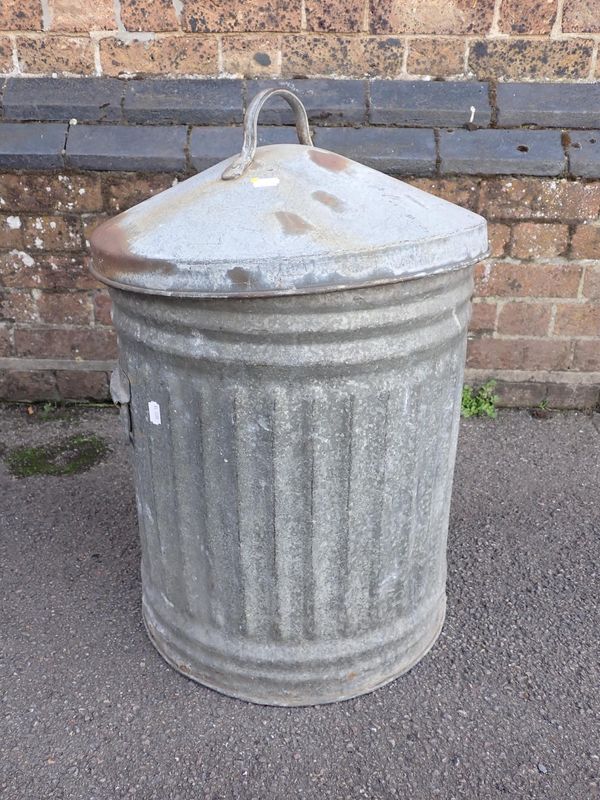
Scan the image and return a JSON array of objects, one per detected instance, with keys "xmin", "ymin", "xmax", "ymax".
[
  {"xmin": 250, "ymin": 176, "xmax": 280, "ymax": 188},
  {"xmin": 148, "ymin": 401, "xmax": 161, "ymax": 425}
]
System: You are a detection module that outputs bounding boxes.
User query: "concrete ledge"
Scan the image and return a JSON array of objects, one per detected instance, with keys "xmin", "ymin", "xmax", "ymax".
[
  {"xmin": 0, "ymin": 122, "xmax": 66, "ymax": 168},
  {"xmin": 123, "ymin": 79, "xmax": 244, "ymax": 125},
  {"xmin": 0, "ymin": 78, "xmax": 598, "ymax": 177},
  {"xmin": 246, "ymin": 79, "xmax": 367, "ymax": 125},
  {"xmin": 566, "ymin": 131, "xmax": 600, "ymax": 178},
  {"xmin": 369, "ymin": 80, "xmax": 491, "ymax": 127},
  {"xmin": 497, "ymin": 83, "xmax": 600, "ymax": 129},
  {"xmin": 65, "ymin": 124, "xmax": 187, "ymax": 171},
  {"xmin": 439, "ymin": 129, "xmax": 565, "ymax": 176},
  {"xmin": 315, "ymin": 126, "xmax": 436, "ymax": 175},
  {"xmin": 2, "ymin": 77, "xmax": 124, "ymax": 123}
]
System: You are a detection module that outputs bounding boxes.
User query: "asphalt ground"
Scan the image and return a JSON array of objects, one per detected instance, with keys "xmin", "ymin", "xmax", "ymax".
[{"xmin": 1, "ymin": 405, "xmax": 599, "ymax": 799}]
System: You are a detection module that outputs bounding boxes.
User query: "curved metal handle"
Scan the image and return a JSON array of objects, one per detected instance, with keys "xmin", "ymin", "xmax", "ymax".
[{"xmin": 221, "ymin": 88, "xmax": 313, "ymax": 180}]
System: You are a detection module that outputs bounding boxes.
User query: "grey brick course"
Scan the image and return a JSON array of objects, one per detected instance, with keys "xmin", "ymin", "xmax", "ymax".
[
  {"xmin": 439, "ymin": 129, "xmax": 565, "ymax": 175},
  {"xmin": 123, "ymin": 79, "xmax": 243, "ymax": 125},
  {"xmin": 314, "ymin": 127, "xmax": 436, "ymax": 174},
  {"xmin": 497, "ymin": 83, "xmax": 600, "ymax": 128},
  {"xmin": 0, "ymin": 122, "xmax": 66, "ymax": 169},
  {"xmin": 2, "ymin": 78, "xmax": 123, "ymax": 122},
  {"xmin": 566, "ymin": 131, "xmax": 600, "ymax": 178},
  {"xmin": 370, "ymin": 81, "xmax": 491, "ymax": 127},
  {"xmin": 246, "ymin": 79, "xmax": 367, "ymax": 125},
  {"xmin": 190, "ymin": 126, "xmax": 300, "ymax": 171},
  {"xmin": 65, "ymin": 125, "xmax": 187, "ymax": 171}
]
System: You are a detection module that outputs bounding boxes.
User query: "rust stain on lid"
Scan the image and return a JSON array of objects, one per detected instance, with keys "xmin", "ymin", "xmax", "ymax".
[
  {"xmin": 309, "ymin": 149, "xmax": 349, "ymax": 172},
  {"xmin": 312, "ymin": 190, "xmax": 345, "ymax": 212},
  {"xmin": 275, "ymin": 211, "xmax": 314, "ymax": 235},
  {"xmin": 90, "ymin": 217, "xmax": 176, "ymax": 282}
]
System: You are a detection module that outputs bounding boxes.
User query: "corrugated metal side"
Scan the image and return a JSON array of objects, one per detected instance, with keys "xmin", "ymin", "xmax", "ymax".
[{"xmin": 112, "ymin": 266, "xmax": 472, "ymax": 705}]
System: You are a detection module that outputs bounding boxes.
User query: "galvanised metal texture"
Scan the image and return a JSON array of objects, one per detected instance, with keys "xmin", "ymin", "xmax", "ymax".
[
  {"xmin": 90, "ymin": 89, "xmax": 487, "ymax": 299},
  {"xmin": 108, "ymin": 264, "xmax": 473, "ymax": 705}
]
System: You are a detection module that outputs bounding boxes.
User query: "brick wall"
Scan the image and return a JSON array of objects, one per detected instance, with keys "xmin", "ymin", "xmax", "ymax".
[{"xmin": 0, "ymin": 0, "xmax": 599, "ymax": 81}]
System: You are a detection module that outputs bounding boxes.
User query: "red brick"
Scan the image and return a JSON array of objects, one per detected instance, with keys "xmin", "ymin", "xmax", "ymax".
[
  {"xmin": 103, "ymin": 174, "xmax": 174, "ymax": 212},
  {"xmin": 99, "ymin": 35, "xmax": 218, "ymax": 77},
  {"xmin": 370, "ymin": 0, "xmax": 494, "ymax": 34},
  {"xmin": 469, "ymin": 302, "xmax": 496, "ymax": 334},
  {"xmin": 496, "ymin": 302, "xmax": 551, "ymax": 336},
  {"xmin": 0, "ymin": 253, "xmax": 97, "ymax": 290},
  {"xmin": 499, "ymin": 0, "xmax": 557, "ymax": 33},
  {"xmin": 583, "ymin": 266, "xmax": 600, "ymax": 301},
  {"xmin": 81, "ymin": 214, "xmax": 109, "ymax": 247},
  {"xmin": 407, "ymin": 177, "xmax": 479, "ymax": 211},
  {"xmin": 572, "ymin": 340, "xmax": 600, "ymax": 371},
  {"xmin": 305, "ymin": 0, "xmax": 365, "ymax": 32},
  {"xmin": 221, "ymin": 34, "xmax": 281, "ymax": 78},
  {"xmin": 474, "ymin": 261, "xmax": 582, "ymax": 298},
  {"xmin": 359, "ymin": 35, "xmax": 404, "ymax": 77},
  {"xmin": 0, "ymin": 0, "xmax": 43, "ymax": 30},
  {"xmin": 0, "ymin": 370, "xmax": 59, "ymax": 402},
  {"xmin": 14, "ymin": 327, "xmax": 117, "ymax": 359},
  {"xmin": 56, "ymin": 370, "xmax": 110, "ymax": 399},
  {"xmin": 0, "ymin": 326, "xmax": 11, "ymax": 356},
  {"xmin": 0, "ymin": 214, "xmax": 24, "ymax": 249},
  {"xmin": 407, "ymin": 38, "xmax": 465, "ymax": 76},
  {"xmin": 181, "ymin": 0, "xmax": 301, "ymax": 32},
  {"xmin": 563, "ymin": 0, "xmax": 600, "ymax": 33},
  {"xmin": 0, "ymin": 290, "xmax": 37, "ymax": 323},
  {"xmin": 17, "ymin": 36, "xmax": 95, "ymax": 75},
  {"xmin": 0, "ymin": 173, "xmax": 103, "ymax": 213},
  {"xmin": 494, "ymin": 381, "xmax": 546, "ymax": 408},
  {"xmin": 36, "ymin": 292, "xmax": 93, "ymax": 325},
  {"xmin": 47, "ymin": 0, "xmax": 116, "ymax": 31},
  {"xmin": 510, "ymin": 223, "xmax": 569, "ymax": 260},
  {"xmin": 467, "ymin": 338, "xmax": 571, "ymax": 370},
  {"xmin": 554, "ymin": 303, "xmax": 600, "ymax": 336},
  {"xmin": 545, "ymin": 382, "xmax": 599, "ymax": 409},
  {"xmin": 120, "ymin": 0, "xmax": 179, "ymax": 32},
  {"xmin": 0, "ymin": 36, "xmax": 13, "ymax": 72},
  {"xmin": 571, "ymin": 340, "xmax": 600, "ymax": 371},
  {"xmin": 469, "ymin": 38, "xmax": 594, "ymax": 80},
  {"xmin": 93, "ymin": 291, "xmax": 113, "ymax": 325},
  {"xmin": 479, "ymin": 178, "xmax": 600, "ymax": 222},
  {"xmin": 571, "ymin": 223, "xmax": 600, "ymax": 259},
  {"xmin": 280, "ymin": 34, "xmax": 365, "ymax": 77},
  {"xmin": 487, "ymin": 223, "xmax": 510, "ymax": 258},
  {"xmin": 23, "ymin": 216, "xmax": 83, "ymax": 251}
]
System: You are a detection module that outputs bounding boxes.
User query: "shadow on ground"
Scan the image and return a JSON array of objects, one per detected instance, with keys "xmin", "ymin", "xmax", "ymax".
[{"xmin": 1, "ymin": 406, "xmax": 599, "ymax": 799}]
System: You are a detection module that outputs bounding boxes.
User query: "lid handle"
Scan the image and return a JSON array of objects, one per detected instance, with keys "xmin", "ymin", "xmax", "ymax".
[{"xmin": 221, "ymin": 88, "xmax": 314, "ymax": 180}]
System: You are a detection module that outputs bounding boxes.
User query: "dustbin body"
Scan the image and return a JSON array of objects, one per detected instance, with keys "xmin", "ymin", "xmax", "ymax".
[{"xmin": 91, "ymin": 89, "xmax": 488, "ymax": 705}]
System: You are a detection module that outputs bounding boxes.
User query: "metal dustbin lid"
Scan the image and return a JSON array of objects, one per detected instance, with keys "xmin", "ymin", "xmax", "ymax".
[{"xmin": 90, "ymin": 88, "xmax": 488, "ymax": 298}]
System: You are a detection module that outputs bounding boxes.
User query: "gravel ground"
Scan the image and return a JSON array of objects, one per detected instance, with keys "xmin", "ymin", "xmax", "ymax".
[{"xmin": 1, "ymin": 405, "xmax": 599, "ymax": 800}]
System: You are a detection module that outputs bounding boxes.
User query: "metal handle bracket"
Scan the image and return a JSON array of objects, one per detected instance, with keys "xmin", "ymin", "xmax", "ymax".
[{"xmin": 221, "ymin": 88, "xmax": 313, "ymax": 181}]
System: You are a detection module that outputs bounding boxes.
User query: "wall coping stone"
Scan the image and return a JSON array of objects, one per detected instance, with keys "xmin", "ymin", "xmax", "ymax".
[{"xmin": 0, "ymin": 78, "xmax": 598, "ymax": 177}]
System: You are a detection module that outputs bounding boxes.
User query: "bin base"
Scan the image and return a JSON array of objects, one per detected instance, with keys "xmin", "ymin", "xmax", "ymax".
[{"xmin": 142, "ymin": 594, "xmax": 445, "ymax": 706}]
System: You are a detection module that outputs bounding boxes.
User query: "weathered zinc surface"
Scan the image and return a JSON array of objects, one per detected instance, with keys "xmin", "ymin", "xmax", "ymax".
[{"xmin": 90, "ymin": 90, "xmax": 488, "ymax": 705}]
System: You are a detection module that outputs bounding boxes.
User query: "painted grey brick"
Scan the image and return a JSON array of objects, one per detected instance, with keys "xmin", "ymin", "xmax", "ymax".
[
  {"xmin": 66, "ymin": 125, "xmax": 187, "ymax": 171},
  {"xmin": 123, "ymin": 79, "xmax": 243, "ymax": 125},
  {"xmin": 497, "ymin": 83, "xmax": 600, "ymax": 128},
  {"xmin": 190, "ymin": 126, "xmax": 300, "ymax": 171},
  {"xmin": 370, "ymin": 81, "xmax": 491, "ymax": 127},
  {"xmin": 440, "ymin": 129, "xmax": 565, "ymax": 176},
  {"xmin": 567, "ymin": 131, "xmax": 600, "ymax": 177},
  {"xmin": 2, "ymin": 78, "xmax": 123, "ymax": 122},
  {"xmin": 246, "ymin": 79, "xmax": 367, "ymax": 125},
  {"xmin": 314, "ymin": 127, "xmax": 435, "ymax": 175},
  {"xmin": 0, "ymin": 122, "xmax": 66, "ymax": 168}
]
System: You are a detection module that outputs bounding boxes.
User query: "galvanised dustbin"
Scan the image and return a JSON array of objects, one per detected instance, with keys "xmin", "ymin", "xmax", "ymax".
[{"xmin": 90, "ymin": 88, "xmax": 488, "ymax": 706}]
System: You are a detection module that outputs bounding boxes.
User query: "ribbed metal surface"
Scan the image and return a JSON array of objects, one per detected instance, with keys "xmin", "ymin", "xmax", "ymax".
[{"xmin": 110, "ymin": 266, "xmax": 472, "ymax": 705}]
